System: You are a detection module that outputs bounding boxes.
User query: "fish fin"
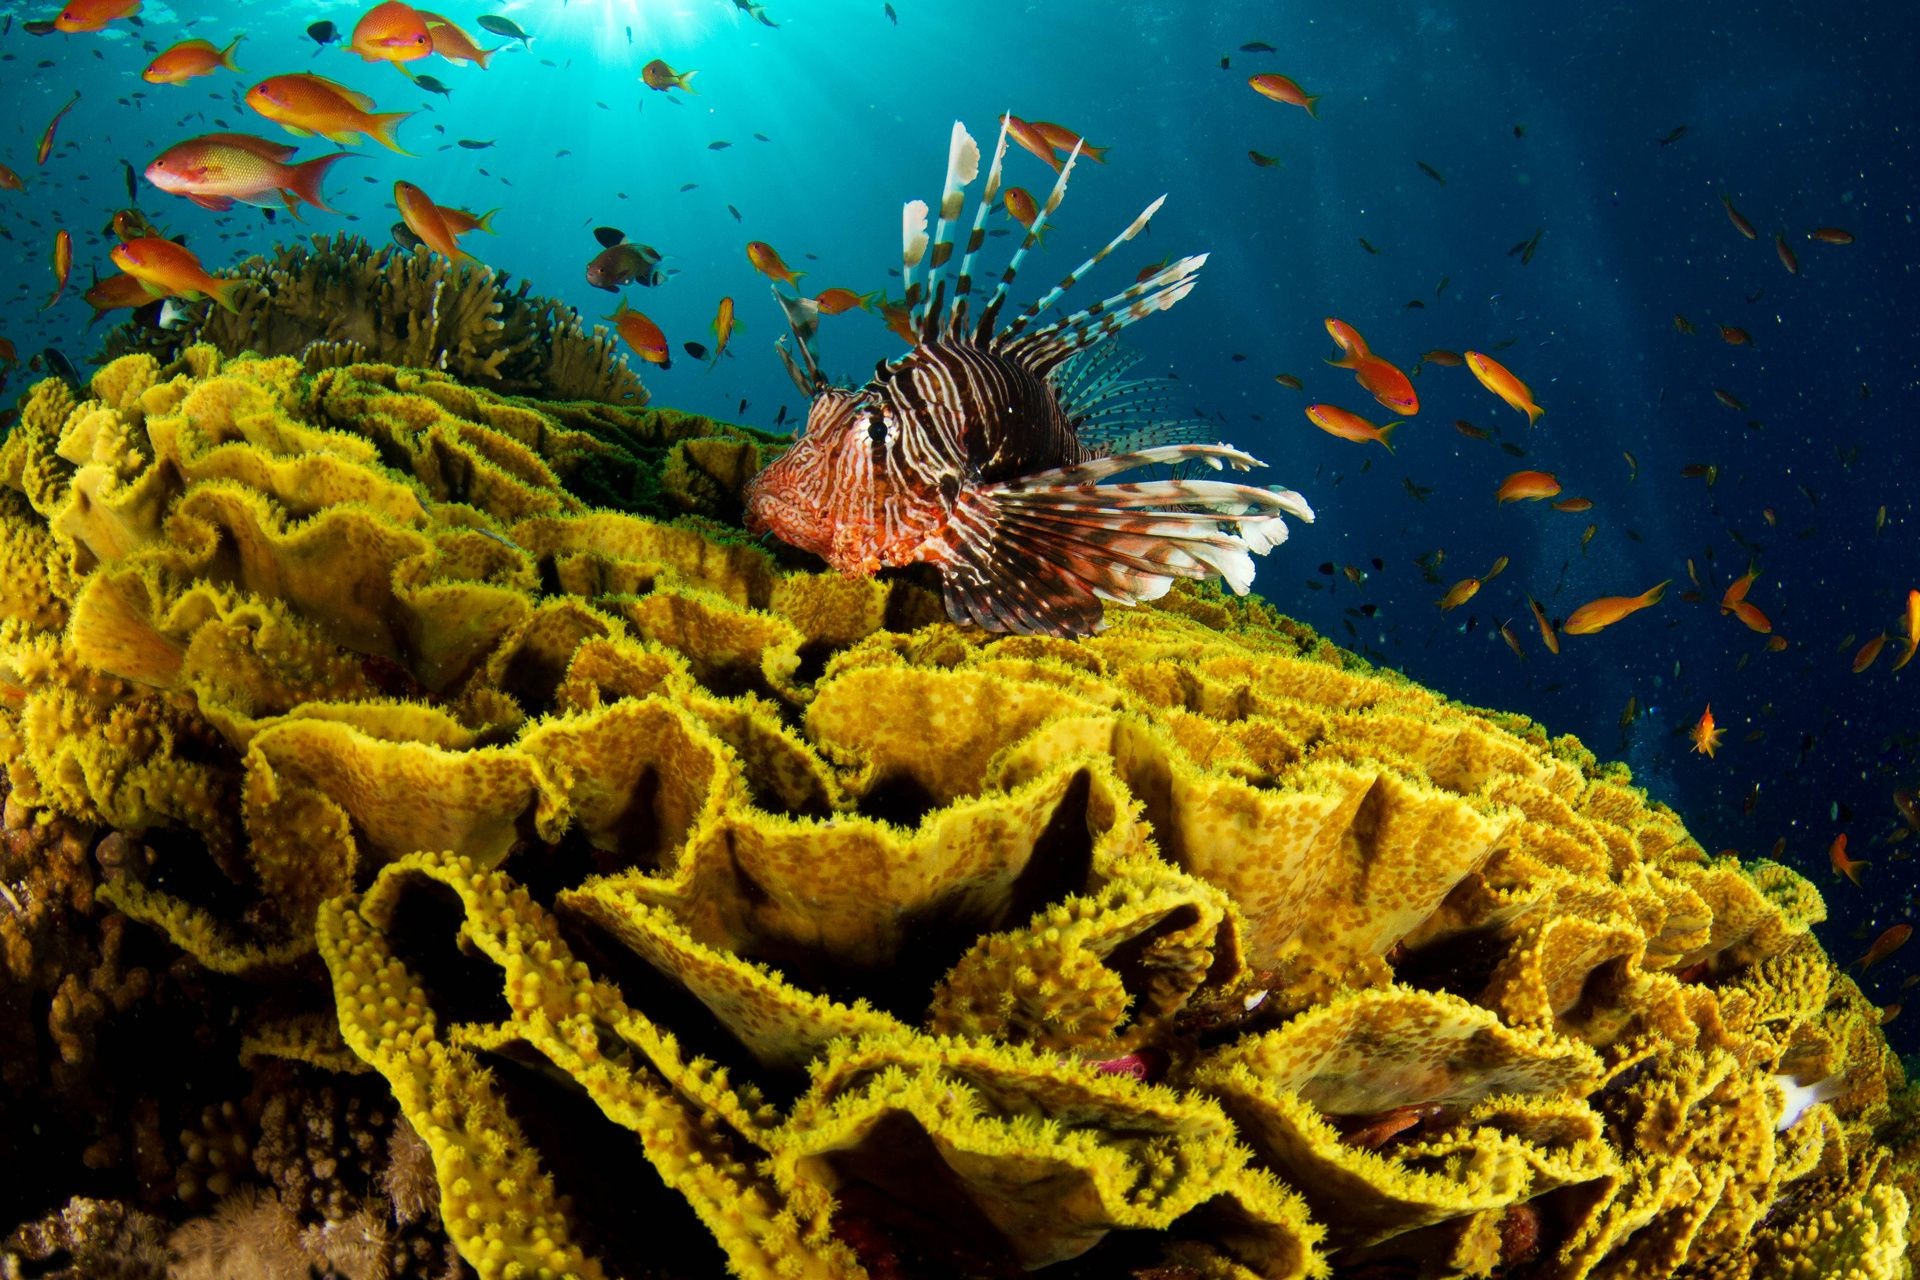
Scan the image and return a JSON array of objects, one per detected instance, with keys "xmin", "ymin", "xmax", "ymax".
[
  {"xmin": 1526, "ymin": 401, "xmax": 1545, "ymax": 425},
  {"xmin": 915, "ymin": 121, "xmax": 981, "ymax": 338},
  {"xmin": 976, "ymin": 121, "xmax": 1081, "ymax": 339},
  {"xmin": 946, "ymin": 115, "xmax": 1011, "ymax": 339},
  {"xmin": 282, "ymin": 123, "xmax": 316, "ymax": 138},
  {"xmin": 677, "ymin": 69, "xmax": 698, "ymax": 94},
  {"xmin": 188, "ymin": 194, "xmax": 234, "ymax": 212},
  {"xmin": 1053, "ymin": 342, "xmax": 1209, "ymax": 456},
  {"xmin": 285, "ymin": 151, "xmax": 349, "ymax": 213},
  {"xmin": 1303, "ymin": 95, "xmax": 1320, "ymax": 118},
  {"xmin": 368, "ymin": 111, "xmax": 414, "ymax": 155},
  {"xmin": 999, "ymin": 184, "xmax": 1162, "ymax": 345},
  {"xmin": 899, "ymin": 198, "xmax": 929, "ymax": 316},
  {"xmin": 936, "ymin": 450, "xmax": 1310, "ymax": 636},
  {"xmin": 1005, "ymin": 253, "xmax": 1206, "ymax": 373},
  {"xmin": 771, "ymin": 286, "xmax": 824, "ymax": 394},
  {"xmin": 321, "ymin": 129, "xmax": 362, "ymax": 146},
  {"xmin": 219, "ymin": 34, "xmax": 244, "ymax": 71},
  {"xmin": 210, "ymin": 277, "xmax": 248, "ymax": 315},
  {"xmin": 472, "ymin": 208, "xmax": 499, "ymax": 234},
  {"xmin": 473, "ymin": 45, "xmax": 498, "ymax": 71}
]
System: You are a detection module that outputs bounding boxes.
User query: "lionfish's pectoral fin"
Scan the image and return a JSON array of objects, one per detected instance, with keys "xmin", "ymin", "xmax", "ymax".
[{"xmin": 935, "ymin": 445, "xmax": 1313, "ymax": 637}]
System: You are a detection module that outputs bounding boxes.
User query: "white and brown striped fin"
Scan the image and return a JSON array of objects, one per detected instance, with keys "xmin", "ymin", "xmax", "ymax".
[
  {"xmin": 1008, "ymin": 254, "xmax": 1206, "ymax": 372},
  {"xmin": 997, "ymin": 193, "xmax": 1165, "ymax": 346},
  {"xmin": 914, "ymin": 122, "xmax": 981, "ymax": 339},
  {"xmin": 975, "ymin": 127, "xmax": 1082, "ymax": 340},
  {"xmin": 900, "ymin": 198, "xmax": 930, "ymax": 318},
  {"xmin": 930, "ymin": 446, "xmax": 1313, "ymax": 637},
  {"xmin": 1051, "ymin": 342, "xmax": 1205, "ymax": 456},
  {"xmin": 772, "ymin": 286, "xmax": 826, "ymax": 395},
  {"xmin": 945, "ymin": 116, "xmax": 1012, "ymax": 340}
]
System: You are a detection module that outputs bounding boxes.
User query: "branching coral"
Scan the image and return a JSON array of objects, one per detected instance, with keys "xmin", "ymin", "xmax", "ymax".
[{"xmin": 1, "ymin": 352, "xmax": 1914, "ymax": 1279}]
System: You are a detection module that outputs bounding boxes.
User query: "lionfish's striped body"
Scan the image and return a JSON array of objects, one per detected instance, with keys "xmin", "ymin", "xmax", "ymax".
[{"xmin": 744, "ymin": 118, "xmax": 1312, "ymax": 637}]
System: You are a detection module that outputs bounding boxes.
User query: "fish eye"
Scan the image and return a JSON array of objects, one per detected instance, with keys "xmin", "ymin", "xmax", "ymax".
[{"xmin": 865, "ymin": 412, "xmax": 887, "ymax": 444}]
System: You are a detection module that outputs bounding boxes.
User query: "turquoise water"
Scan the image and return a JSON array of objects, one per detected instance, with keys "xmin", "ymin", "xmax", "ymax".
[{"xmin": 2, "ymin": 0, "xmax": 1917, "ymax": 1048}]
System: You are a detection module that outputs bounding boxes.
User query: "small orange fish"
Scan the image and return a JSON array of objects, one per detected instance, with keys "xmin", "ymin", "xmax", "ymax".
[
  {"xmin": 1274, "ymin": 373, "xmax": 1303, "ymax": 391},
  {"xmin": 0, "ymin": 162, "xmax": 21, "ymax": 191},
  {"xmin": 435, "ymin": 205, "xmax": 498, "ymax": 236},
  {"xmin": 1895, "ymin": 789, "xmax": 1920, "ymax": 832},
  {"xmin": 42, "ymin": 228, "xmax": 72, "ymax": 312},
  {"xmin": 1002, "ymin": 185, "xmax": 1045, "ymax": 239},
  {"xmin": 144, "ymin": 36, "xmax": 244, "ymax": 84},
  {"xmin": 1690, "ymin": 705, "xmax": 1723, "ymax": 758},
  {"xmin": 53, "ymin": 0, "xmax": 140, "ymax": 32},
  {"xmin": 1421, "ymin": 349, "xmax": 1464, "ymax": 367},
  {"xmin": 1499, "ymin": 620, "xmax": 1525, "ymax": 660},
  {"xmin": 38, "ymin": 92, "xmax": 81, "ymax": 166},
  {"xmin": 418, "ymin": 11, "xmax": 497, "ymax": 68},
  {"xmin": 110, "ymin": 237, "xmax": 247, "ymax": 313},
  {"xmin": 246, "ymin": 73, "xmax": 414, "ymax": 153},
  {"xmin": 746, "ymin": 240, "xmax": 804, "ymax": 287},
  {"xmin": 1730, "ymin": 601, "xmax": 1771, "ymax": 634},
  {"xmin": 1552, "ymin": 497, "xmax": 1593, "ymax": 513},
  {"xmin": 1352, "ymin": 354, "xmax": 1418, "ymax": 415},
  {"xmin": 877, "ymin": 295, "xmax": 916, "ymax": 346},
  {"xmin": 393, "ymin": 179, "xmax": 472, "ymax": 264},
  {"xmin": 1853, "ymin": 633, "xmax": 1887, "ymax": 674},
  {"xmin": 1775, "ymin": 233, "xmax": 1799, "ymax": 275},
  {"xmin": 1001, "ymin": 114, "xmax": 1062, "ymax": 173},
  {"xmin": 1718, "ymin": 324, "xmax": 1751, "ymax": 346},
  {"xmin": 1305, "ymin": 403, "xmax": 1398, "ymax": 450},
  {"xmin": 1249, "ymin": 73, "xmax": 1319, "ymax": 116},
  {"xmin": 1496, "ymin": 470, "xmax": 1560, "ymax": 503},
  {"xmin": 1854, "ymin": 923, "xmax": 1913, "ymax": 970},
  {"xmin": 1720, "ymin": 566, "xmax": 1757, "ymax": 612},
  {"xmin": 1527, "ymin": 596, "xmax": 1560, "ymax": 654},
  {"xmin": 350, "ymin": 1, "xmax": 433, "ymax": 68},
  {"xmin": 639, "ymin": 58, "xmax": 696, "ymax": 92},
  {"xmin": 1765, "ymin": 635, "xmax": 1789, "ymax": 652},
  {"xmin": 1893, "ymin": 589, "xmax": 1919, "ymax": 673},
  {"xmin": 1437, "ymin": 577, "xmax": 1481, "ymax": 611},
  {"xmin": 1808, "ymin": 227, "xmax": 1854, "ymax": 245},
  {"xmin": 1722, "ymin": 195, "xmax": 1757, "ymax": 240},
  {"xmin": 608, "ymin": 299, "xmax": 670, "ymax": 366},
  {"xmin": 82, "ymin": 270, "xmax": 152, "ymax": 323},
  {"xmin": 1829, "ymin": 833, "xmax": 1867, "ymax": 886},
  {"xmin": 1324, "ymin": 317, "xmax": 1370, "ymax": 368},
  {"xmin": 1453, "ymin": 419, "xmax": 1491, "ymax": 441},
  {"xmin": 1465, "ymin": 351, "xmax": 1544, "ymax": 424},
  {"xmin": 711, "ymin": 295, "xmax": 735, "ymax": 359},
  {"xmin": 1029, "ymin": 120, "xmax": 1108, "ymax": 163},
  {"xmin": 145, "ymin": 133, "xmax": 343, "ymax": 214},
  {"xmin": 812, "ymin": 288, "xmax": 875, "ymax": 316},
  {"xmin": 1563, "ymin": 581, "xmax": 1669, "ymax": 635}
]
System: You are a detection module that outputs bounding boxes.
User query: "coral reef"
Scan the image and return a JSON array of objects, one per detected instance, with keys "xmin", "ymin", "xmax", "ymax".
[
  {"xmin": 96, "ymin": 233, "xmax": 653, "ymax": 405},
  {"xmin": 1, "ymin": 351, "xmax": 1915, "ymax": 1279}
]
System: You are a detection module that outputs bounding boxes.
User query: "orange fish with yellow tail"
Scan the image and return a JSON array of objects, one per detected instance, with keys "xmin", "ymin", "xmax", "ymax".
[
  {"xmin": 42, "ymin": 229, "xmax": 73, "ymax": 312},
  {"xmin": 1305, "ymin": 404, "xmax": 1398, "ymax": 450},
  {"xmin": 393, "ymin": 180, "xmax": 473, "ymax": 264},
  {"xmin": 607, "ymin": 299, "xmax": 670, "ymax": 366},
  {"xmin": 1690, "ymin": 705, "xmax": 1723, "ymax": 758},
  {"xmin": 1466, "ymin": 350, "xmax": 1544, "ymax": 424},
  {"xmin": 1563, "ymin": 580, "xmax": 1668, "ymax": 635},
  {"xmin": 1829, "ymin": 833, "xmax": 1867, "ymax": 886},
  {"xmin": 746, "ymin": 240, "xmax": 804, "ymax": 286},
  {"xmin": 144, "ymin": 36, "xmax": 244, "ymax": 85},
  {"xmin": 350, "ymin": 1, "xmax": 433, "ymax": 70},
  {"xmin": 110, "ymin": 238, "xmax": 248, "ymax": 313},
  {"xmin": 53, "ymin": 0, "xmax": 139, "ymax": 32},
  {"xmin": 246, "ymin": 74, "xmax": 414, "ymax": 153},
  {"xmin": 1496, "ymin": 470, "xmax": 1560, "ymax": 503},
  {"xmin": 418, "ymin": 11, "xmax": 498, "ymax": 68},
  {"xmin": 1323, "ymin": 317, "xmax": 1370, "ymax": 368},
  {"xmin": 1249, "ymin": 73, "xmax": 1319, "ymax": 116},
  {"xmin": 1854, "ymin": 924, "xmax": 1913, "ymax": 972},
  {"xmin": 639, "ymin": 58, "xmax": 696, "ymax": 93},
  {"xmin": 1527, "ymin": 596, "xmax": 1560, "ymax": 654},
  {"xmin": 1029, "ymin": 120, "xmax": 1107, "ymax": 163},
  {"xmin": 146, "ymin": 133, "xmax": 347, "ymax": 214}
]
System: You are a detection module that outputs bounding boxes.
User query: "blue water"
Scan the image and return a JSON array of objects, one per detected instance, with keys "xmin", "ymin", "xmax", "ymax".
[{"xmin": 3, "ymin": 1, "xmax": 1917, "ymax": 1048}]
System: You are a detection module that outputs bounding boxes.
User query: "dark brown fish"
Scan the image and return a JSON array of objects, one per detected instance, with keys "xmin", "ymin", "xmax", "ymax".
[
  {"xmin": 1722, "ymin": 196, "xmax": 1757, "ymax": 240},
  {"xmin": 744, "ymin": 120, "xmax": 1313, "ymax": 638},
  {"xmin": 585, "ymin": 229, "xmax": 664, "ymax": 291}
]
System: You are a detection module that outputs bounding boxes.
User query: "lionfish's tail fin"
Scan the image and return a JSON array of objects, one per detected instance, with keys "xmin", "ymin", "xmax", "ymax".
[
  {"xmin": 975, "ymin": 120, "xmax": 1081, "ymax": 340},
  {"xmin": 934, "ymin": 445, "xmax": 1314, "ymax": 637},
  {"xmin": 772, "ymin": 286, "xmax": 825, "ymax": 396},
  {"xmin": 997, "ymin": 192, "xmax": 1164, "ymax": 347},
  {"xmin": 1009, "ymin": 254, "xmax": 1206, "ymax": 372},
  {"xmin": 1053, "ymin": 343, "xmax": 1209, "ymax": 456},
  {"xmin": 915, "ymin": 122, "xmax": 981, "ymax": 339},
  {"xmin": 946, "ymin": 116, "xmax": 1012, "ymax": 339}
]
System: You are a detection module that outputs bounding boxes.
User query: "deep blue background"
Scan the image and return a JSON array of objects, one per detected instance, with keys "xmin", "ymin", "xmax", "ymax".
[{"xmin": 3, "ymin": 0, "xmax": 1916, "ymax": 1047}]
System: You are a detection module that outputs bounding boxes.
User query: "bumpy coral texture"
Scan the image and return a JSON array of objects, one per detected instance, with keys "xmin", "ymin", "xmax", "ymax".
[
  {"xmin": 2, "ymin": 351, "xmax": 1914, "ymax": 1280},
  {"xmin": 96, "ymin": 232, "xmax": 653, "ymax": 405}
]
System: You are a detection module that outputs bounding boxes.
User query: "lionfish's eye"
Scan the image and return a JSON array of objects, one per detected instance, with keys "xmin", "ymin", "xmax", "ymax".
[{"xmin": 866, "ymin": 413, "xmax": 887, "ymax": 445}]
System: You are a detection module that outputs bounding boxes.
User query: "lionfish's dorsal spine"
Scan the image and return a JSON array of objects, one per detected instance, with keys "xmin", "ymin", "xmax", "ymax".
[
  {"xmin": 914, "ymin": 122, "xmax": 982, "ymax": 341},
  {"xmin": 975, "ymin": 121, "xmax": 1081, "ymax": 341},
  {"xmin": 772, "ymin": 287, "xmax": 826, "ymax": 396},
  {"xmin": 1007, "ymin": 253, "xmax": 1207, "ymax": 372},
  {"xmin": 900, "ymin": 198, "xmax": 930, "ymax": 319},
  {"xmin": 997, "ymin": 192, "xmax": 1164, "ymax": 348},
  {"xmin": 945, "ymin": 116, "xmax": 1012, "ymax": 340}
]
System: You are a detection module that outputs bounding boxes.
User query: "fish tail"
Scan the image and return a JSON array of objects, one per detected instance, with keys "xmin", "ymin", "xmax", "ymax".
[
  {"xmin": 1643, "ymin": 580, "xmax": 1671, "ymax": 606},
  {"xmin": 1304, "ymin": 94, "xmax": 1321, "ymax": 118},
  {"xmin": 368, "ymin": 111, "xmax": 415, "ymax": 155},
  {"xmin": 975, "ymin": 118, "xmax": 1082, "ymax": 338},
  {"xmin": 916, "ymin": 121, "xmax": 982, "ymax": 338},
  {"xmin": 286, "ymin": 151, "xmax": 348, "ymax": 212},
  {"xmin": 474, "ymin": 45, "xmax": 497, "ymax": 71},
  {"xmin": 677, "ymin": 69, "xmax": 698, "ymax": 94},
  {"xmin": 1526, "ymin": 400, "xmax": 1545, "ymax": 425},
  {"xmin": 1082, "ymin": 143, "xmax": 1110, "ymax": 163},
  {"xmin": 473, "ymin": 208, "xmax": 500, "ymax": 234},
  {"xmin": 1377, "ymin": 421, "xmax": 1400, "ymax": 452},
  {"xmin": 210, "ymin": 277, "xmax": 248, "ymax": 315},
  {"xmin": 946, "ymin": 115, "xmax": 1011, "ymax": 338},
  {"xmin": 220, "ymin": 34, "xmax": 244, "ymax": 71}
]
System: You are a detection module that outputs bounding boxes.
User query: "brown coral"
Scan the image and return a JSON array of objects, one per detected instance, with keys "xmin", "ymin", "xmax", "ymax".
[{"xmin": 1, "ymin": 351, "xmax": 1915, "ymax": 1280}]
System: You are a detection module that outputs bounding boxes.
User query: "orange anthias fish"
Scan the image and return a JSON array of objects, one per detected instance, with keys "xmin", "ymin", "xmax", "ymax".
[
  {"xmin": 746, "ymin": 240, "xmax": 804, "ymax": 286},
  {"xmin": 1690, "ymin": 705, "xmax": 1723, "ymax": 758},
  {"xmin": 82, "ymin": 270, "xmax": 153, "ymax": 323},
  {"xmin": 1720, "ymin": 566, "xmax": 1758, "ymax": 612},
  {"xmin": 146, "ymin": 133, "xmax": 347, "ymax": 213},
  {"xmin": 1002, "ymin": 185, "xmax": 1044, "ymax": 237},
  {"xmin": 744, "ymin": 117, "xmax": 1311, "ymax": 639},
  {"xmin": 1324, "ymin": 317, "xmax": 1371, "ymax": 368},
  {"xmin": 1809, "ymin": 227, "xmax": 1855, "ymax": 245},
  {"xmin": 42, "ymin": 229, "xmax": 72, "ymax": 312},
  {"xmin": 53, "ymin": 0, "xmax": 140, "ymax": 32},
  {"xmin": 1830, "ymin": 833, "xmax": 1868, "ymax": 886},
  {"xmin": 1496, "ymin": 470, "xmax": 1560, "ymax": 503},
  {"xmin": 1002, "ymin": 114, "xmax": 1063, "ymax": 172},
  {"xmin": 38, "ymin": 92, "xmax": 81, "ymax": 166},
  {"xmin": 1437, "ymin": 577, "xmax": 1481, "ymax": 611},
  {"xmin": 393, "ymin": 180, "xmax": 472, "ymax": 263},
  {"xmin": 607, "ymin": 299, "xmax": 670, "ymax": 366},
  {"xmin": 1552, "ymin": 497, "xmax": 1593, "ymax": 513},
  {"xmin": 1527, "ymin": 596, "xmax": 1560, "ymax": 654},
  {"xmin": 812, "ymin": 288, "xmax": 876, "ymax": 316},
  {"xmin": 1305, "ymin": 404, "xmax": 1399, "ymax": 450},
  {"xmin": 110, "ymin": 238, "xmax": 247, "ymax": 313},
  {"xmin": 246, "ymin": 74, "xmax": 414, "ymax": 153},
  {"xmin": 1730, "ymin": 600, "xmax": 1772, "ymax": 634},
  {"xmin": 711, "ymin": 295, "xmax": 735, "ymax": 359},
  {"xmin": 1249, "ymin": 73, "xmax": 1320, "ymax": 116},
  {"xmin": 1853, "ymin": 633, "xmax": 1888, "ymax": 674},
  {"xmin": 435, "ymin": 204, "xmax": 498, "ymax": 235},
  {"xmin": 1351, "ymin": 354, "xmax": 1418, "ymax": 415},
  {"xmin": 1466, "ymin": 351, "xmax": 1544, "ymax": 424},
  {"xmin": 1029, "ymin": 120, "xmax": 1108, "ymax": 163},
  {"xmin": 418, "ymin": 11, "xmax": 498, "ymax": 68},
  {"xmin": 1893, "ymin": 588, "xmax": 1919, "ymax": 673},
  {"xmin": 1855, "ymin": 923, "xmax": 1913, "ymax": 972},
  {"xmin": 144, "ymin": 36, "xmax": 244, "ymax": 85},
  {"xmin": 639, "ymin": 58, "xmax": 697, "ymax": 93},
  {"xmin": 350, "ymin": 1, "xmax": 433, "ymax": 69},
  {"xmin": 1563, "ymin": 581, "xmax": 1669, "ymax": 635}
]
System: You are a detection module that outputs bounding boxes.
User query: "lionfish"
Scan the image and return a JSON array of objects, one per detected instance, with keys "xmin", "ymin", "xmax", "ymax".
[{"xmin": 743, "ymin": 117, "xmax": 1312, "ymax": 638}]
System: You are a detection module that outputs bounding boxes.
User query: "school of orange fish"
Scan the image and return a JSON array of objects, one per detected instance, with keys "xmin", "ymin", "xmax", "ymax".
[{"xmin": 2, "ymin": 1, "xmax": 1916, "ymax": 1009}]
